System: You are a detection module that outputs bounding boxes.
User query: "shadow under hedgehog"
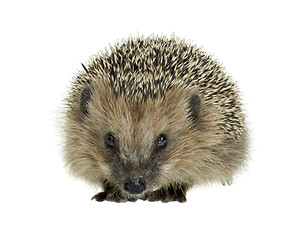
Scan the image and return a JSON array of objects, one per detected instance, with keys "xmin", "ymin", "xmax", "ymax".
[{"xmin": 63, "ymin": 35, "xmax": 249, "ymax": 202}]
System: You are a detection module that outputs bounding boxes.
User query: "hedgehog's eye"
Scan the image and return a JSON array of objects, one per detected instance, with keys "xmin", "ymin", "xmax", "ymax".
[
  {"xmin": 106, "ymin": 134, "xmax": 115, "ymax": 148},
  {"xmin": 157, "ymin": 134, "xmax": 167, "ymax": 148}
]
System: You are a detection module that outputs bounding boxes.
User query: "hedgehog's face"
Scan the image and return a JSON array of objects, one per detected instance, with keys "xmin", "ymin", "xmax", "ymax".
[{"xmin": 70, "ymin": 82, "xmax": 202, "ymax": 197}]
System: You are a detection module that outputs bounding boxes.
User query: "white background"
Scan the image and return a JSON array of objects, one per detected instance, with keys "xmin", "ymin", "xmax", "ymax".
[{"xmin": 1, "ymin": 0, "xmax": 293, "ymax": 239}]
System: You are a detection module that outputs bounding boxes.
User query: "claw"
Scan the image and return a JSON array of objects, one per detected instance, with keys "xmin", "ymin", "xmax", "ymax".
[{"xmin": 91, "ymin": 192, "xmax": 107, "ymax": 202}]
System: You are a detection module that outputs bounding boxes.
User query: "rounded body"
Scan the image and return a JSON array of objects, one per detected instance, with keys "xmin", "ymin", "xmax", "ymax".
[{"xmin": 63, "ymin": 36, "xmax": 249, "ymax": 202}]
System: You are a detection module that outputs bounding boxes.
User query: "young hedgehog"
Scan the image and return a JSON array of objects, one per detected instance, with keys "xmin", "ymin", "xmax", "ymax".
[{"xmin": 63, "ymin": 36, "xmax": 249, "ymax": 202}]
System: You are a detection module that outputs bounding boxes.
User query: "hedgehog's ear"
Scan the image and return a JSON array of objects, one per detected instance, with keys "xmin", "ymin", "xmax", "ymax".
[
  {"xmin": 187, "ymin": 94, "xmax": 201, "ymax": 123},
  {"xmin": 80, "ymin": 88, "xmax": 92, "ymax": 116}
]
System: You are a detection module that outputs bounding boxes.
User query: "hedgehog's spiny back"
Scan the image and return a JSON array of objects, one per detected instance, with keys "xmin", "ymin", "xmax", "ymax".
[{"xmin": 74, "ymin": 36, "xmax": 245, "ymax": 139}]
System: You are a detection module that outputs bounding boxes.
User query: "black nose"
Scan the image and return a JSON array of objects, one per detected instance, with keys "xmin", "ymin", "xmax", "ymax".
[{"xmin": 124, "ymin": 177, "xmax": 146, "ymax": 194}]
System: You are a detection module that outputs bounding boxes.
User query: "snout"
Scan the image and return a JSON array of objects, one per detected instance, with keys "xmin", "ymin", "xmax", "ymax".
[{"xmin": 124, "ymin": 177, "xmax": 146, "ymax": 194}]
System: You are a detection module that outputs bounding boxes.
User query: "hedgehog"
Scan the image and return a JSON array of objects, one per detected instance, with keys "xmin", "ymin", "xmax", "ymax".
[{"xmin": 63, "ymin": 35, "xmax": 249, "ymax": 202}]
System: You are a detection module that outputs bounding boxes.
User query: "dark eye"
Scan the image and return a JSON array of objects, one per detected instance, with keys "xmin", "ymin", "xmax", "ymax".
[
  {"xmin": 106, "ymin": 134, "xmax": 115, "ymax": 148},
  {"xmin": 157, "ymin": 134, "xmax": 167, "ymax": 148}
]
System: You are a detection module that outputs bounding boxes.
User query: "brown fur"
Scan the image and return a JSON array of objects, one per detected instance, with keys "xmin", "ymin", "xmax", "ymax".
[{"xmin": 63, "ymin": 35, "xmax": 249, "ymax": 202}]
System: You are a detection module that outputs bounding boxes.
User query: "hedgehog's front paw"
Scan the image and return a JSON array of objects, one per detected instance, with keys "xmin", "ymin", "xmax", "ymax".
[
  {"xmin": 91, "ymin": 191, "xmax": 129, "ymax": 203},
  {"xmin": 91, "ymin": 192, "xmax": 107, "ymax": 201},
  {"xmin": 161, "ymin": 187, "xmax": 187, "ymax": 203},
  {"xmin": 143, "ymin": 186, "xmax": 187, "ymax": 203}
]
